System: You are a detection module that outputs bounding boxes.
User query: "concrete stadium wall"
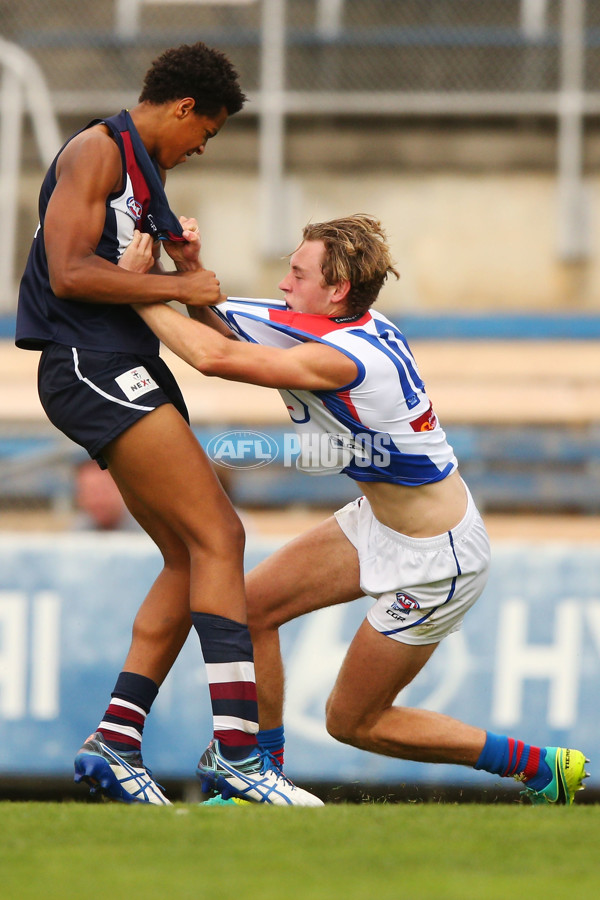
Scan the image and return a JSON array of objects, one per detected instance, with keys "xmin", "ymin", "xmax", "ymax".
[
  {"xmin": 14, "ymin": 116, "xmax": 600, "ymax": 314},
  {"xmin": 163, "ymin": 169, "xmax": 600, "ymax": 312}
]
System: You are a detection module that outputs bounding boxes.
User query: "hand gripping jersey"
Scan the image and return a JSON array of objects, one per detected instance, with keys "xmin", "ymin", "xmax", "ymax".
[
  {"xmin": 16, "ymin": 110, "xmax": 184, "ymax": 354},
  {"xmin": 212, "ymin": 298, "xmax": 458, "ymax": 487}
]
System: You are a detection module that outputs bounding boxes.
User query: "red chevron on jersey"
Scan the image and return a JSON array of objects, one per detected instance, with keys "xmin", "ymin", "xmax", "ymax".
[
  {"xmin": 121, "ymin": 131, "xmax": 151, "ymax": 225},
  {"xmin": 337, "ymin": 387, "xmax": 363, "ymax": 424},
  {"xmin": 269, "ymin": 307, "xmax": 372, "ymax": 336}
]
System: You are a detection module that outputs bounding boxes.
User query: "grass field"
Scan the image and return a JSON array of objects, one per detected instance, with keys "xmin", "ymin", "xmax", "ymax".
[{"xmin": 1, "ymin": 800, "xmax": 598, "ymax": 900}]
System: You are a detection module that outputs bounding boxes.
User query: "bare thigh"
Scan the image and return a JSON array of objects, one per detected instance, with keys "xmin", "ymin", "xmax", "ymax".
[
  {"xmin": 103, "ymin": 405, "xmax": 239, "ymax": 545},
  {"xmin": 104, "ymin": 404, "xmax": 247, "ymax": 620},
  {"xmin": 245, "ymin": 515, "xmax": 363, "ymax": 630}
]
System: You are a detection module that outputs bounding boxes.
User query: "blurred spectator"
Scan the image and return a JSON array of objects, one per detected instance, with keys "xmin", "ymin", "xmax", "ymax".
[{"xmin": 73, "ymin": 459, "xmax": 140, "ymax": 532}]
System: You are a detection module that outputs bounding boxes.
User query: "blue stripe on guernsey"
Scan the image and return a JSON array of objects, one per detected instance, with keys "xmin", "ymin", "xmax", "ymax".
[
  {"xmin": 372, "ymin": 319, "xmax": 425, "ymax": 391},
  {"xmin": 285, "ymin": 389, "xmax": 311, "ymax": 425},
  {"xmin": 215, "ymin": 297, "xmax": 288, "ymax": 311},
  {"xmin": 345, "ymin": 457, "xmax": 455, "ymax": 485},
  {"xmin": 214, "ymin": 306, "xmax": 367, "ymax": 392},
  {"xmin": 212, "ymin": 305, "xmax": 247, "ymax": 340},
  {"xmin": 211, "ymin": 300, "xmax": 287, "ymax": 341},
  {"xmin": 349, "ymin": 326, "xmax": 425, "ymax": 410},
  {"xmin": 316, "ymin": 390, "xmax": 454, "ymax": 484},
  {"xmin": 381, "ymin": 530, "xmax": 462, "ymax": 636},
  {"xmin": 211, "ymin": 298, "xmax": 458, "ymax": 487}
]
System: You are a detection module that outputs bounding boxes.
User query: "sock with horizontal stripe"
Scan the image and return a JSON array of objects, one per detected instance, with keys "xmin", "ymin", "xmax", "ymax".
[
  {"xmin": 97, "ymin": 671, "xmax": 158, "ymax": 754},
  {"xmin": 474, "ymin": 731, "xmax": 551, "ymax": 788},
  {"xmin": 257, "ymin": 725, "xmax": 285, "ymax": 768},
  {"xmin": 192, "ymin": 611, "xmax": 259, "ymax": 762}
]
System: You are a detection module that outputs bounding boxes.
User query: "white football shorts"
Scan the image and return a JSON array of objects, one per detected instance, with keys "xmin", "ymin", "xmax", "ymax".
[{"xmin": 334, "ymin": 485, "xmax": 491, "ymax": 645}]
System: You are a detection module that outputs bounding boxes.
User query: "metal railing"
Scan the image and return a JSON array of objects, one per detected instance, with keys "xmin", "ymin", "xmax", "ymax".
[{"xmin": 0, "ymin": 39, "xmax": 62, "ymax": 310}]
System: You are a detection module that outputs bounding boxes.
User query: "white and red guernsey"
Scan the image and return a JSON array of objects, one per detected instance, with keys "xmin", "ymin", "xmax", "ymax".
[{"xmin": 212, "ymin": 298, "xmax": 458, "ymax": 486}]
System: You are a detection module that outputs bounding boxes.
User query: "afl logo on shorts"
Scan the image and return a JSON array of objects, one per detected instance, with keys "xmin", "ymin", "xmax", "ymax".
[
  {"xmin": 393, "ymin": 592, "xmax": 420, "ymax": 611},
  {"xmin": 126, "ymin": 197, "xmax": 143, "ymax": 221}
]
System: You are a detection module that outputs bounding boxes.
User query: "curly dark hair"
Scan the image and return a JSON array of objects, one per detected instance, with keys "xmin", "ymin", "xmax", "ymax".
[
  {"xmin": 301, "ymin": 214, "xmax": 400, "ymax": 315},
  {"xmin": 139, "ymin": 42, "xmax": 246, "ymax": 116}
]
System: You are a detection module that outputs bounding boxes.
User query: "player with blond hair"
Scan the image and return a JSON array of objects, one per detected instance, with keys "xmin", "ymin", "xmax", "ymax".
[{"xmin": 136, "ymin": 213, "xmax": 589, "ymax": 805}]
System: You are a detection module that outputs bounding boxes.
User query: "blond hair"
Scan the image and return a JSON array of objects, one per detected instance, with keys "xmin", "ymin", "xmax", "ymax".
[{"xmin": 301, "ymin": 214, "xmax": 399, "ymax": 315}]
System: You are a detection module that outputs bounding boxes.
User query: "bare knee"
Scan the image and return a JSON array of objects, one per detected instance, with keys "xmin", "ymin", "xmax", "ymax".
[
  {"xmin": 129, "ymin": 566, "xmax": 192, "ymax": 646},
  {"xmin": 246, "ymin": 584, "xmax": 283, "ymax": 637},
  {"xmin": 131, "ymin": 603, "xmax": 191, "ymax": 644},
  {"xmin": 187, "ymin": 503, "xmax": 246, "ymax": 562},
  {"xmin": 210, "ymin": 507, "xmax": 246, "ymax": 557},
  {"xmin": 325, "ymin": 697, "xmax": 366, "ymax": 748}
]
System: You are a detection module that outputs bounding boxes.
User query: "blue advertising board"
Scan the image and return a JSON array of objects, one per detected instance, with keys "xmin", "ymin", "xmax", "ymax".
[{"xmin": 0, "ymin": 533, "xmax": 599, "ymax": 791}]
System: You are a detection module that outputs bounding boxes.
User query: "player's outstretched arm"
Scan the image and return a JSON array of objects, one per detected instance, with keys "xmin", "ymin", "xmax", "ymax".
[{"xmin": 136, "ymin": 301, "xmax": 357, "ymax": 390}]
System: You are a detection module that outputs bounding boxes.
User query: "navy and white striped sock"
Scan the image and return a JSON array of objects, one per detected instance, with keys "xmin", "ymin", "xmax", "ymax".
[
  {"xmin": 193, "ymin": 612, "xmax": 259, "ymax": 762},
  {"xmin": 97, "ymin": 671, "xmax": 158, "ymax": 754}
]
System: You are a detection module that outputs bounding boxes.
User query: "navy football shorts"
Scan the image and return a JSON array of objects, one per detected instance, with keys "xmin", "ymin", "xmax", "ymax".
[{"xmin": 38, "ymin": 343, "xmax": 190, "ymax": 468}]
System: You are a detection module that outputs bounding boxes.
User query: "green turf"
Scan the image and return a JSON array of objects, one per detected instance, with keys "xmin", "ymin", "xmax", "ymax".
[{"xmin": 1, "ymin": 800, "xmax": 598, "ymax": 900}]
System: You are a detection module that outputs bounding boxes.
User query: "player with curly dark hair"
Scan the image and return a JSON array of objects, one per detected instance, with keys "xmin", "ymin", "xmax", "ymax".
[
  {"xmin": 16, "ymin": 43, "xmax": 320, "ymax": 807},
  {"xmin": 139, "ymin": 41, "xmax": 246, "ymax": 115}
]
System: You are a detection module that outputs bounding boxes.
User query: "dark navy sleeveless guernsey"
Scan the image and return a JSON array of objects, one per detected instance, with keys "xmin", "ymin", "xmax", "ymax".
[{"xmin": 16, "ymin": 110, "xmax": 184, "ymax": 353}]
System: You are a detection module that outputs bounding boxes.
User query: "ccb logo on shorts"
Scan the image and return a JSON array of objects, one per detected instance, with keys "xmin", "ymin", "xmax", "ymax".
[
  {"xmin": 393, "ymin": 592, "xmax": 420, "ymax": 611},
  {"xmin": 207, "ymin": 430, "xmax": 278, "ymax": 469},
  {"xmin": 126, "ymin": 197, "xmax": 143, "ymax": 221}
]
